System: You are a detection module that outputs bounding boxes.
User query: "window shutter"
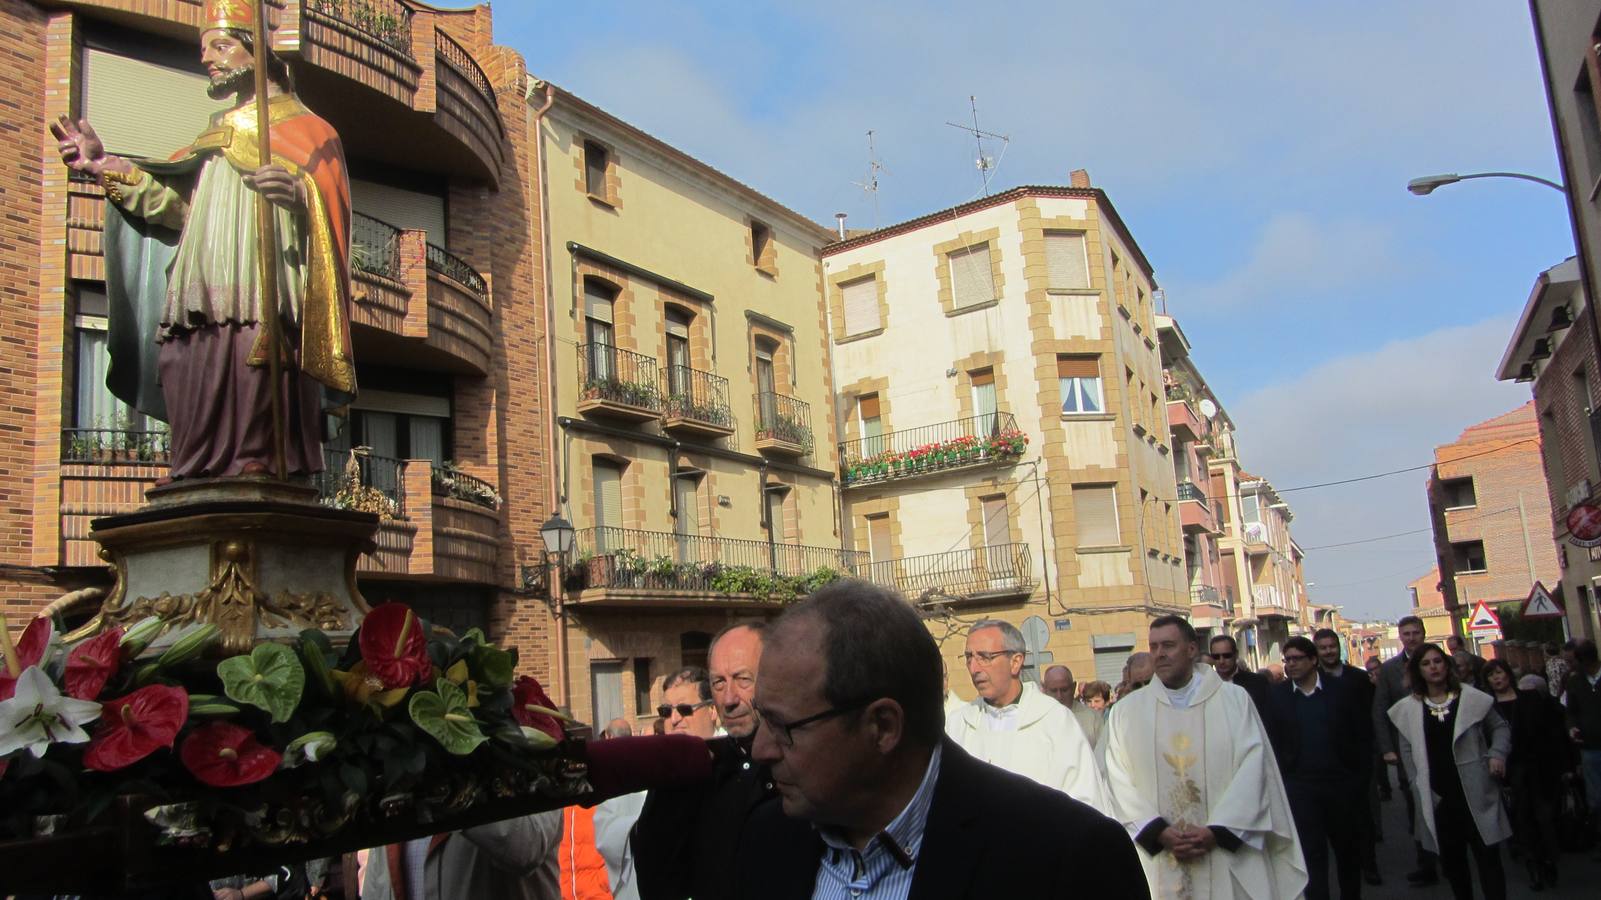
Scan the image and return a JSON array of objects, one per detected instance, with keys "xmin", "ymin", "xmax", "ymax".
[
  {"xmin": 1074, "ymin": 486, "xmax": 1119, "ymax": 548},
  {"xmin": 83, "ymin": 50, "xmax": 226, "ymax": 160},
  {"xmin": 665, "ymin": 311, "xmax": 689, "ymax": 337},
  {"xmin": 584, "ymin": 142, "xmax": 608, "ymax": 195},
  {"xmin": 674, "ymin": 477, "xmax": 699, "ymax": 535},
  {"xmin": 858, "ymin": 394, "xmax": 881, "ymax": 420},
  {"xmin": 1045, "ymin": 233, "xmax": 1090, "ymax": 290},
  {"xmin": 595, "ymin": 462, "xmax": 623, "ymax": 529},
  {"xmin": 949, "ymin": 244, "xmax": 995, "ymax": 307},
  {"xmin": 1057, "ymin": 356, "xmax": 1100, "ymax": 379},
  {"xmin": 585, "ymin": 283, "xmax": 615, "ymax": 324},
  {"xmin": 350, "ymin": 179, "xmax": 448, "ymax": 248},
  {"xmin": 982, "ymin": 496, "xmax": 1010, "ymax": 548},
  {"xmin": 868, "ymin": 516, "xmax": 893, "ymax": 563},
  {"xmin": 841, "ymin": 277, "xmax": 880, "ymax": 334}
]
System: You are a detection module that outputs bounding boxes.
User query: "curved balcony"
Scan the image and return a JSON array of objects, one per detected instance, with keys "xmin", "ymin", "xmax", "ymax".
[
  {"xmin": 578, "ymin": 344, "xmax": 662, "ymax": 422},
  {"xmin": 754, "ymin": 392, "xmax": 813, "ymax": 457},
  {"xmin": 854, "ymin": 543, "xmax": 1035, "ymax": 605},
  {"xmin": 298, "ymin": 0, "xmax": 422, "ymax": 106},
  {"xmin": 58, "ymin": 428, "xmax": 170, "ymax": 567},
  {"xmin": 348, "ymin": 213, "xmax": 492, "ymax": 374},
  {"xmin": 661, "ymin": 365, "xmax": 735, "ymax": 438},
  {"xmin": 840, "ymin": 413, "xmax": 1025, "ymax": 488},
  {"xmin": 432, "ymin": 28, "xmax": 505, "ymax": 180},
  {"xmin": 567, "ymin": 526, "xmax": 868, "ymax": 608}
]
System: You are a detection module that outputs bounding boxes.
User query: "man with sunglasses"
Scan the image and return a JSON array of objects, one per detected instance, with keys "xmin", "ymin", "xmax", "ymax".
[
  {"xmin": 1208, "ymin": 634, "xmax": 1271, "ymax": 720},
  {"xmin": 734, "ymin": 580, "xmax": 1145, "ymax": 899},
  {"xmin": 634, "ymin": 623, "xmax": 776, "ymax": 900},
  {"xmin": 945, "ymin": 620, "xmax": 1109, "ymax": 811}
]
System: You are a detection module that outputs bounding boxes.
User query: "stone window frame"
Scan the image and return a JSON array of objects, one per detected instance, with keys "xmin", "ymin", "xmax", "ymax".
[
  {"xmin": 574, "ymin": 132, "xmax": 623, "ymax": 210},
  {"xmin": 932, "ymin": 227, "xmax": 1006, "ymax": 317},
  {"xmin": 746, "ymin": 216, "xmax": 779, "ymax": 278},
  {"xmin": 827, "ymin": 260, "xmax": 890, "ymax": 343},
  {"xmin": 838, "ymin": 375, "xmax": 891, "ymax": 445},
  {"xmin": 748, "ymin": 319, "xmax": 796, "ymax": 394},
  {"xmin": 763, "ymin": 470, "xmax": 801, "ymax": 545},
  {"xmin": 850, "ymin": 495, "xmax": 904, "ymax": 562},
  {"xmin": 964, "ymin": 481, "xmax": 1025, "ymax": 555},
  {"xmin": 580, "ymin": 440, "xmax": 645, "ymax": 533},
  {"xmin": 953, "ymin": 350, "xmax": 1011, "ymax": 423},
  {"xmin": 654, "ymin": 293, "xmax": 713, "ymax": 377},
  {"xmin": 675, "ymin": 451, "xmax": 720, "ymax": 535}
]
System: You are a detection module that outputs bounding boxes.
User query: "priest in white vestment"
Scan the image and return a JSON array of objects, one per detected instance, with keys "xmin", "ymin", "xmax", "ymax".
[
  {"xmin": 1104, "ymin": 616, "xmax": 1306, "ymax": 900},
  {"xmin": 946, "ymin": 619, "xmax": 1110, "ymax": 812}
]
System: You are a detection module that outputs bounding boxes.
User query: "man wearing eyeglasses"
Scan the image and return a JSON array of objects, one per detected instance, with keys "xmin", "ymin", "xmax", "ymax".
[
  {"xmin": 734, "ymin": 580, "xmax": 1146, "ymax": 899},
  {"xmin": 945, "ymin": 620, "xmax": 1109, "ymax": 811},
  {"xmin": 633, "ymin": 623, "xmax": 776, "ymax": 900},
  {"xmin": 1264, "ymin": 636, "xmax": 1372, "ymax": 900}
]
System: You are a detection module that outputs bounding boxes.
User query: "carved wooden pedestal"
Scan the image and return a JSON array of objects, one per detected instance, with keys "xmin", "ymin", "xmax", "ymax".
[{"xmin": 75, "ymin": 477, "xmax": 379, "ymax": 655}]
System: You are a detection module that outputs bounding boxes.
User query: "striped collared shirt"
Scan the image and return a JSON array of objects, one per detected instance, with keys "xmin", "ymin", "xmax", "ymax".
[{"xmin": 811, "ymin": 745, "xmax": 943, "ymax": 900}]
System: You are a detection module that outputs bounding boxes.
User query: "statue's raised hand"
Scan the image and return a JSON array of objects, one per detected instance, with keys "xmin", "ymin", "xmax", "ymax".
[
  {"xmin": 244, "ymin": 164, "xmax": 305, "ymax": 211},
  {"xmin": 50, "ymin": 116, "xmax": 108, "ymax": 176}
]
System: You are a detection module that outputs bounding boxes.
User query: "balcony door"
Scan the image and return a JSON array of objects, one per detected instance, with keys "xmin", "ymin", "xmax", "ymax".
[
  {"xmin": 674, "ymin": 474, "xmax": 700, "ymax": 564},
  {"xmin": 755, "ymin": 342, "xmax": 777, "ymax": 427},
  {"xmin": 585, "ymin": 280, "xmax": 616, "ymax": 382},
  {"xmin": 594, "ymin": 460, "xmax": 623, "ymax": 553},
  {"xmin": 859, "ymin": 394, "xmax": 884, "ymax": 459},
  {"xmin": 666, "ymin": 309, "xmax": 691, "ymax": 398},
  {"xmin": 590, "ymin": 661, "xmax": 624, "ymax": 731},
  {"xmin": 971, "ymin": 369, "xmax": 998, "ymax": 436},
  {"xmin": 867, "ymin": 514, "xmax": 893, "ymax": 583},
  {"xmin": 982, "ymin": 495, "xmax": 1011, "ymax": 587}
]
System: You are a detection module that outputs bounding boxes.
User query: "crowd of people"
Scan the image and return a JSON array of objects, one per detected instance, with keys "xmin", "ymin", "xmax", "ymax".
[{"xmin": 200, "ymin": 587, "xmax": 1601, "ymax": 900}]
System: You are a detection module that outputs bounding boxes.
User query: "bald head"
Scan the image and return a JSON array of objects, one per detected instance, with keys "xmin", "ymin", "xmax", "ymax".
[
  {"xmin": 1125, "ymin": 652, "xmax": 1154, "ymax": 687},
  {"xmin": 1041, "ymin": 665, "xmax": 1075, "ymax": 706}
]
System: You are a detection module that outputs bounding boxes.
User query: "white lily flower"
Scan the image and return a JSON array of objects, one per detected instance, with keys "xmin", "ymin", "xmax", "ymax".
[{"xmin": 0, "ymin": 666, "xmax": 101, "ymax": 758}]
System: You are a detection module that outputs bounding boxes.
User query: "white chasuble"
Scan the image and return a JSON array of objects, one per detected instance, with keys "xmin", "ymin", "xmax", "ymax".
[{"xmin": 1103, "ymin": 667, "xmax": 1307, "ymax": 900}]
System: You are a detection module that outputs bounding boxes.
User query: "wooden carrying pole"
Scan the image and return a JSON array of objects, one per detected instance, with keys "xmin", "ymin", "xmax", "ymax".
[{"xmin": 252, "ymin": 0, "xmax": 287, "ymax": 480}]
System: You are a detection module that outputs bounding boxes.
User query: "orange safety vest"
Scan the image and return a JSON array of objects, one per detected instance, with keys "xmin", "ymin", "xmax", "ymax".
[{"xmin": 559, "ymin": 805, "xmax": 614, "ymax": 900}]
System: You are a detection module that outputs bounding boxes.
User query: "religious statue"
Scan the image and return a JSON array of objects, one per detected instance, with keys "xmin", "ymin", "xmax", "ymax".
[{"xmin": 52, "ymin": 0, "xmax": 355, "ymax": 481}]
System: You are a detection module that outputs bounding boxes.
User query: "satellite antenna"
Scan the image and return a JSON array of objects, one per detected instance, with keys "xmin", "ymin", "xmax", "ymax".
[
  {"xmin": 1198, "ymin": 399, "xmax": 1218, "ymax": 419},
  {"xmin": 851, "ymin": 130, "xmax": 888, "ymax": 227},
  {"xmin": 946, "ymin": 95, "xmax": 1010, "ymax": 196}
]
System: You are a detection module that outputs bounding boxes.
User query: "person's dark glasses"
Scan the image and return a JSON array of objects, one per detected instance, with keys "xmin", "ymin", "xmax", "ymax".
[
  {"xmin": 755, "ymin": 698, "xmax": 870, "ymax": 748},
  {"xmin": 657, "ymin": 700, "xmax": 714, "ymax": 719},
  {"xmin": 1210, "ymin": 652, "xmax": 1235, "ymax": 660}
]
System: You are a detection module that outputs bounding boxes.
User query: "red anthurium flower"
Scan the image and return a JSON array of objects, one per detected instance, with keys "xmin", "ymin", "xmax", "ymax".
[
  {"xmin": 511, "ymin": 675, "xmax": 562, "ymax": 742},
  {"xmin": 359, "ymin": 603, "xmax": 431, "ymax": 690},
  {"xmin": 84, "ymin": 683, "xmax": 187, "ymax": 771},
  {"xmin": 64, "ymin": 627, "xmax": 123, "ymax": 700},
  {"xmin": 179, "ymin": 721, "xmax": 281, "ymax": 787},
  {"xmin": 0, "ymin": 617, "xmax": 54, "ymax": 702}
]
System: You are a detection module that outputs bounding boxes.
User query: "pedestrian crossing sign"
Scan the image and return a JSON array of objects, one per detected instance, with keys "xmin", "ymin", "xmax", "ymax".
[
  {"xmin": 1520, "ymin": 581, "xmax": 1565, "ymax": 619},
  {"xmin": 1466, "ymin": 600, "xmax": 1501, "ymax": 633}
]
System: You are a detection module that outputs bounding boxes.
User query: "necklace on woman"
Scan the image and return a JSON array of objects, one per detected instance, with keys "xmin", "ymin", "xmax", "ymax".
[{"xmin": 1424, "ymin": 691, "xmax": 1457, "ymax": 723}]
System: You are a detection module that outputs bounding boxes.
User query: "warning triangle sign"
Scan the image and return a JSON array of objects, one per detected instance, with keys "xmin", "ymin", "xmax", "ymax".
[
  {"xmin": 1467, "ymin": 600, "xmax": 1501, "ymax": 632},
  {"xmin": 1522, "ymin": 582, "xmax": 1566, "ymax": 619}
]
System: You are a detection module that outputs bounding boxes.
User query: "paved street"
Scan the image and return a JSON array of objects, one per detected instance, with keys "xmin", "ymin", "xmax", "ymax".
[{"xmin": 1365, "ymin": 779, "xmax": 1600, "ymax": 899}]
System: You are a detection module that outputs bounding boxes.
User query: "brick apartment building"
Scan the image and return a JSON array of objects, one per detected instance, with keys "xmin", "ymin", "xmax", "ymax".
[
  {"xmin": 1406, "ymin": 566, "xmax": 1454, "ymax": 642},
  {"xmin": 1426, "ymin": 402, "xmax": 1561, "ymax": 639},
  {"xmin": 1499, "ymin": 260, "xmax": 1601, "ymax": 640},
  {"xmin": 0, "ymin": 2, "xmax": 561, "ymax": 681}
]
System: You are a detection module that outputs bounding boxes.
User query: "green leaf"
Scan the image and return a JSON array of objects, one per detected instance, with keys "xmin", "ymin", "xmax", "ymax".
[
  {"xmin": 408, "ymin": 677, "xmax": 486, "ymax": 755},
  {"xmin": 299, "ymin": 631, "xmax": 337, "ymax": 698},
  {"xmin": 218, "ymin": 642, "xmax": 306, "ymax": 723},
  {"xmin": 283, "ymin": 731, "xmax": 337, "ymax": 768},
  {"xmin": 469, "ymin": 643, "xmax": 516, "ymax": 689}
]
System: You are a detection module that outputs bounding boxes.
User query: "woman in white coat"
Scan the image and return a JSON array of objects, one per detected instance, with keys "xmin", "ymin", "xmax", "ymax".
[{"xmin": 1387, "ymin": 643, "xmax": 1511, "ymax": 900}]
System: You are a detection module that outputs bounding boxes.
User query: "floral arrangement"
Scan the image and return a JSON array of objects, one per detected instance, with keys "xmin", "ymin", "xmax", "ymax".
[
  {"xmin": 0, "ymin": 604, "xmax": 575, "ymax": 850},
  {"xmin": 843, "ymin": 429, "xmax": 1028, "ymax": 484},
  {"xmin": 431, "ymin": 461, "xmax": 502, "ymax": 510}
]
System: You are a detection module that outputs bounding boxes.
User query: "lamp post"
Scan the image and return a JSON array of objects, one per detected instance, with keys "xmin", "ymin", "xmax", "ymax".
[
  {"xmin": 1406, "ymin": 171, "xmax": 1565, "ymax": 195},
  {"xmin": 523, "ymin": 514, "xmax": 576, "ymax": 601}
]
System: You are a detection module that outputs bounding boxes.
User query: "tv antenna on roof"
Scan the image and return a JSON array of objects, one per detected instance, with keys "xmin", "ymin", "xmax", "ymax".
[
  {"xmin": 851, "ymin": 130, "xmax": 888, "ymax": 227},
  {"xmin": 946, "ymin": 95, "xmax": 1010, "ymax": 197}
]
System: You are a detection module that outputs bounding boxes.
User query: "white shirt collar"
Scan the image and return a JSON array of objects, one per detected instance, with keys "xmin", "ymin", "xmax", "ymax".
[
  {"xmin": 1161, "ymin": 672, "xmax": 1203, "ymax": 709},
  {"xmin": 1293, "ymin": 673, "xmax": 1323, "ymax": 697}
]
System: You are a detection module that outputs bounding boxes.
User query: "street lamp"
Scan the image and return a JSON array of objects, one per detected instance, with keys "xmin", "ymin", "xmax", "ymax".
[
  {"xmin": 1406, "ymin": 171, "xmax": 1564, "ymax": 196},
  {"xmin": 522, "ymin": 514, "xmax": 576, "ymax": 595}
]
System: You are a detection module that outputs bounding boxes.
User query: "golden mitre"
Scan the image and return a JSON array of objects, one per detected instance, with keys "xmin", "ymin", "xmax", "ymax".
[{"xmin": 204, "ymin": 0, "xmax": 256, "ymax": 33}]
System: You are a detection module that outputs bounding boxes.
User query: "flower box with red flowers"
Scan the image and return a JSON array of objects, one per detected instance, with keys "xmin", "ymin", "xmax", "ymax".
[{"xmin": 0, "ymin": 604, "xmax": 586, "ymax": 894}]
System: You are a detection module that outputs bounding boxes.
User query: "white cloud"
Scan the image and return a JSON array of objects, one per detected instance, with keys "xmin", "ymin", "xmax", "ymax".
[
  {"xmin": 1229, "ymin": 316, "xmax": 1532, "ymax": 619},
  {"xmin": 1181, "ymin": 213, "xmax": 1405, "ymax": 309}
]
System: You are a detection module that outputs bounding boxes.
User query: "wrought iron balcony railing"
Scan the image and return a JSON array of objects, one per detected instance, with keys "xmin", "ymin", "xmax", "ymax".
[
  {"xmin": 351, "ymin": 212, "xmax": 403, "ymax": 281},
  {"xmin": 578, "ymin": 343, "xmax": 662, "ymax": 412},
  {"xmin": 308, "ymin": 0, "xmax": 415, "ymax": 55},
  {"xmin": 431, "ymin": 463, "xmax": 500, "ymax": 510},
  {"xmin": 60, "ymin": 428, "xmax": 170, "ymax": 464},
  {"xmin": 662, "ymin": 364, "xmax": 734, "ymax": 431},
  {"xmin": 315, "ymin": 448, "xmax": 406, "ymax": 517},
  {"xmin": 754, "ymin": 392, "xmax": 813, "ymax": 453},
  {"xmin": 1189, "ymin": 584, "xmax": 1221, "ymax": 606},
  {"xmin": 435, "ymin": 28, "xmax": 496, "ymax": 108},
  {"xmin": 840, "ymin": 412, "xmax": 1025, "ymax": 487},
  {"xmin": 1177, "ymin": 480, "xmax": 1207, "ymax": 503},
  {"xmin": 572, "ymin": 526, "xmax": 868, "ymax": 594},
  {"xmin": 854, "ymin": 543, "xmax": 1034, "ymax": 601},
  {"xmin": 426, "ymin": 243, "xmax": 488, "ymax": 297}
]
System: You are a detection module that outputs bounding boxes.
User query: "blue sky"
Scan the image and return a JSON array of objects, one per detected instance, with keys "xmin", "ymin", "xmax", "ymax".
[{"xmin": 496, "ymin": 1, "xmax": 1571, "ymax": 621}]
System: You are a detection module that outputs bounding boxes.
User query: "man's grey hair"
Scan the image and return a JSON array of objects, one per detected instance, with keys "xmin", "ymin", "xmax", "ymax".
[
  {"xmin": 1044, "ymin": 664, "xmax": 1073, "ymax": 681},
  {"xmin": 766, "ymin": 578, "xmax": 944, "ymax": 746},
  {"xmin": 969, "ymin": 619, "xmax": 1026, "ymax": 654}
]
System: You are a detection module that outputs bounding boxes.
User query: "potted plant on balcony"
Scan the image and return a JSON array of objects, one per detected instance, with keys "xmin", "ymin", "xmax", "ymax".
[{"xmin": 563, "ymin": 553, "xmax": 591, "ymax": 592}]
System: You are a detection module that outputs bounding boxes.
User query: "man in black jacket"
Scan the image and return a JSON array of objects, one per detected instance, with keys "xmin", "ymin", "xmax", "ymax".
[
  {"xmin": 633, "ymin": 622, "xmax": 773, "ymax": 900},
  {"xmin": 1314, "ymin": 627, "xmax": 1381, "ymax": 885},
  {"xmin": 1266, "ymin": 636, "xmax": 1372, "ymax": 900},
  {"xmin": 1208, "ymin": 634, "xmax": 1270, "ymax": 718},
  {"xmin": 734, "ymin": 579, "xmax": 1147, "ymax": 899},
  {"xmin": 1566, "ymin": 638, "xmax": 1601, "ymax": 851}
]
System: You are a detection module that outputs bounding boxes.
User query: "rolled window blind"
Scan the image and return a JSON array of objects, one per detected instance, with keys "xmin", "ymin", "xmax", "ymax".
[
  {"xmin": 1045, "ymin": 232, "xmax": 1090, "ymax": 289},
  {"xmin": 1057, "ymin": 356, "xmax": 1100, "ymax": 379},
  {"xmin": 1074, "ymin": 485, "xmax": 1119, "ymax": 548},
  {"xmin": 949, "ymin": 244, "xmax": 995, "ymax": 307},
  {"xmin": 841, "ymin": 277, "xmax": 880, "ymax": 334},
  {"xmin": 83, "ymin": 50, "xmax": 224, "ymax": 159}
]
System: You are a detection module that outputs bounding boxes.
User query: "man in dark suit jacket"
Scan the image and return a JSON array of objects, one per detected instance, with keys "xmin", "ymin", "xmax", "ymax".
[
  {"xmin": 1369, "ymin": 615, "xmax": 1437, "ymax": 885},
  {"xmin": 1313, "ymin": 627, "xmax": 1381, "ymax": 885},
  {"xmin": 1265, "ymin": 637, "xmax": 1372, "ymax": 900},
  {"xmin": 733, "ymin": 579, "xmax": 1148, "ymax": 900},
  {"xmin": 1207, "ymin": 634, "xmax": 1270, "ymax": 718}
]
